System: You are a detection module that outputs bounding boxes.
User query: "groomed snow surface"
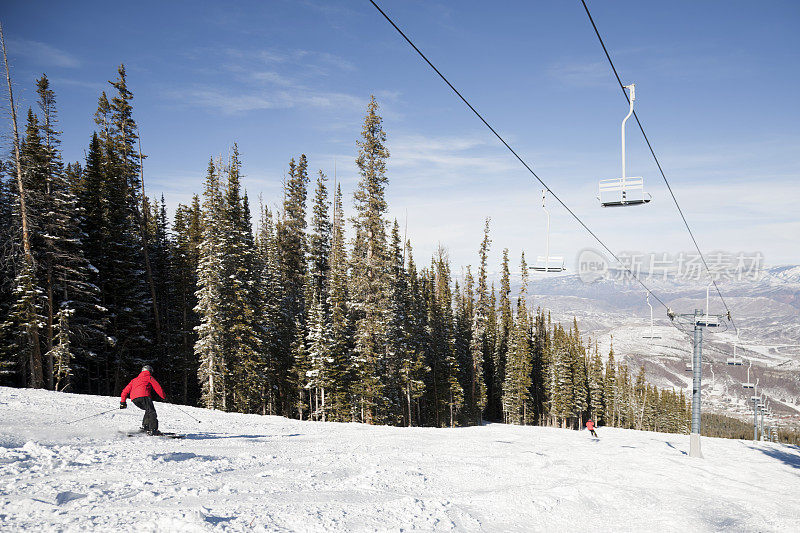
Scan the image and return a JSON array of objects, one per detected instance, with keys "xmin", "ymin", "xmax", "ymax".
[{"xmin": 1, "ymin": 387, "xmax": 798, "ymax": 532}]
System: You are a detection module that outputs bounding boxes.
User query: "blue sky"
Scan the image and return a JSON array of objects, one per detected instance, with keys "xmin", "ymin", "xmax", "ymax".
[{"xmin": 3, "ymin": 0, "xmax": 799, "ymax": 277}]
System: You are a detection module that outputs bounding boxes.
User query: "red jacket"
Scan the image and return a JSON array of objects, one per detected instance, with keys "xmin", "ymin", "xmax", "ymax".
[
  {"xmin": 586, "ymin": 420, "xmax": 595, "ymax": 430},
  {"xmin": 121, "ymin": 371, "xmax": 165, "ymax": 402}
]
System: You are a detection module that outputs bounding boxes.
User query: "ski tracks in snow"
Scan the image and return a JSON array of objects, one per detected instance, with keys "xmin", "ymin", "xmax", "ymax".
[{"xmin": 2, "ymin": 387, "xmax": 800, "ymax": 532}]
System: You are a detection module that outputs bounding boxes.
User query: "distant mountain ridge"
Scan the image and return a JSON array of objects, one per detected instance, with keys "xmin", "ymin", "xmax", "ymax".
[{"xmin": 522, "ymin": 265, "xmax": 800, "ymax": 426}]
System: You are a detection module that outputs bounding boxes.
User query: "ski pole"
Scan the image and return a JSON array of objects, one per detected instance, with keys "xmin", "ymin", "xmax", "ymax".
[
  {"xmin": 173, "ymin": 404, "xmax": 202, "ymax": 424},
  {"xmin": 66, "ymin": 407, "xmax": 119, "ymax": 425}
]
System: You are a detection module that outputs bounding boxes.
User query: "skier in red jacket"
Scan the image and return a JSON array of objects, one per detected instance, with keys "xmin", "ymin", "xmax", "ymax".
[
  {"xmin": 586, "ymin": 419, "xmax": 598, "ymax": 438},
  {"xmin": 120, "ymin": 365, "xmax": 165, "ymax": 435}
]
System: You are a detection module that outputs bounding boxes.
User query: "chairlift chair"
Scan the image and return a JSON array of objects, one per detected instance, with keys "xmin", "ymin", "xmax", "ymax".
[
  {"xmin": 598, "ymin": 84, "xmax": 652, "ymax": 208},
  {"xmin": 742, "ymin": 361, "xmax": 755, "ymax": 389},
  {"xmin": 726, "ymin": 329, "xmax": 744, "ymax": 365},
  {"xmin": 642, "ymin": 293, "xmax": 662, "ymax": 340},
  {"xmin": 529, "ymin": 190, "xmax": 566, "ymax": 273},
  {"xmin": 696, "ymin": 281, "xmax": 721, "ymax": 328}
]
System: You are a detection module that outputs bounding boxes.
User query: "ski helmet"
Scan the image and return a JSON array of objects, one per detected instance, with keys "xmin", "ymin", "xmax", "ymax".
[{"xmin": 142, "ymin": 365, "xmax": 154, "ymax": 373}]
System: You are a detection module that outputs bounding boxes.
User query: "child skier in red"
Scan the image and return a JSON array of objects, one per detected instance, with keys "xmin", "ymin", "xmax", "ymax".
[
  {"xmin": 120, "ymin": 365, "xmax": 165, "ymax": 435},
  {"xmin": 586, "ymin": 419, "xmax": 598, "ymax": 438}
]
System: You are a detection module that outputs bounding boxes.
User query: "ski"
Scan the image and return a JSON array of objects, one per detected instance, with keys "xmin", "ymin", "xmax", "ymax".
[{"xmin": 119, "ymin": 430, "xmax": 185, "ymax": 439}]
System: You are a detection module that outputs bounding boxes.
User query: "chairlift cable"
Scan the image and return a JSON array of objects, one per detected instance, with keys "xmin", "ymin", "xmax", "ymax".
[
  {"xmin": 579, "ymin": 0, "xmax": 737, "ymax": 329},
  {"xmin": 368, "ymin": 0, "xmax": 669, "ymax": 310}
]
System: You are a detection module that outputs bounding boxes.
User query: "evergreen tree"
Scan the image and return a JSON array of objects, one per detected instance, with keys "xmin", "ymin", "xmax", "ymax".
[
  {"xmin": 468, "ymin": 218, "xmax": 491, "ymax": 423},
  {"xmin": 195, "ymin": 159, "xmax": 227, "ymax": 410},
  {"xmin": 427, "ymin": 249, "xmax": 462, "ymax": 427},
  {"xmin": 492, "ymin": 248, "xmax": 513, "ymax": 421},
  {"xmin": 401, "ymin": 241, "xmax": 428, "ymax": 426},
  {"xmin": 384, "ymin": 221, "xmax": 409, "ymax": 424},
  {"xmin": 276, "ymin": 154, "xmax": 309, "ymax": 416},
  {"xmin": 93, "ymin": 65, "xmax": 151, "ymax": 391},
  {"xmin": 309, "ymin": 170, "xmax": 331, "ymax": 302},
  {"xmin": 587, "ymin": 343, "xmax": 605, "ymax": 424},
  {"xmin": 0, "ymin": 173, "xmax": 16, "ymax": 383},
  {"xmin": 172, "ymin": 196, "xmax": 202, "ymax": 404},
  {"xmin": 219, "ymin": 147, "xmax": 261, "ymax": 412},
  {"xmin": 349, "ymin": 96, "xmax": 390, "ymax": 424},
  {"xmin": 254, "ymin": 204, "xmax": 284, "ymax": 414},
  {"xmin": 325, "ymin": 184, "xmax": 352, "ymax": 421},
  {"xmin": 305, "ymin": 295, "xmax": 332, "ymax": 420},
  {"xmin": 503, "ymin": 253, "xmax": 533, "ymax": 424}
]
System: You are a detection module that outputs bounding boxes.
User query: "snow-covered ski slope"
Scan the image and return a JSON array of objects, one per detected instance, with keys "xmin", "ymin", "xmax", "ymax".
[{"xmin": 1, "ymin": 387, "xmax": 798, "ymax": 532}]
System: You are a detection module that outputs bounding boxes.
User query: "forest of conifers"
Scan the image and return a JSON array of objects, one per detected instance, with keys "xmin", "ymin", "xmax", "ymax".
[{"xmin": 1, "ymin": 64, "xmax": 699, "ymax": 433}]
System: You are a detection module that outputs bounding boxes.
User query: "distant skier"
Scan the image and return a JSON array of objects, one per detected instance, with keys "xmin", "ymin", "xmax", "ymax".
[
  {"xmin": 586, "ymin": 419, "xmax": 598, "ymax": 438},
  {"xmin": 120, "ymin": 365, "xmax": 165, "ymax": 435}
]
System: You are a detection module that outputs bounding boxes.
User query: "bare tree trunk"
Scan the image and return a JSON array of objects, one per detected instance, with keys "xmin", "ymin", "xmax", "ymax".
[
  {"xmin": 2, "ymin": 22, "xmax": 43, "ymax": 388},
  {"xmin": 46, "ymin": 270, "xmax": 54, "ymax": 388},
  {"xmin": 406, "ymin": 383, "xmax": 412, "ymax": 427},
  {"xmin": 136, "ymin": 135, "xmax": 161, "ymax": 349}
]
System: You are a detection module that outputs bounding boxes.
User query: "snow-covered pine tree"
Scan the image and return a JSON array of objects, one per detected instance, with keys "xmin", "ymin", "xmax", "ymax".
[
  {"xmin": 1, "ymin": 30, "xmax": 45, "ymax": 389},
  {"xmin": 71, "ymin": 132, "xmax": 112, "ymax": 394},
  {"xmin": 92, "ymin": 66, "xmax": 151, "ymax": 391},
  {"xmin": 604, "ymin": 345, "xmax": 617, "ymax": 426},
  {"xmin": 172, "ymin": 196, "xmax": 202, "ymax": 404},
  {"xmin": 384, "ymin": 221, "xmax": 409, "ymax": 424},
  {"xmin": 587, "ymin": 342, "xmax": 605, "ymax": 424},
  {"xmin": 432, "ymin": 248, "xmax": 462, "ymax": 427},
  {"xmin": 486, "ymin": 282, "xmax": 499, "ymax": 418},
  {"xmin": 2, "ymin": 110, "xmax": 48, "ymax": 388},
  {"xmin": 2, "ymin": 261, "xmax": 43, "ymax": 387},
  {"xmin": 529, "ymin": 308, "xmax": 548, "ymax": 425},
  {"xmin": 349, "ymin": 96, "xmax": 390, "ymax": 424},
  {"xmin": 305, "ymin": 295, "xmax": 332, "ymax": 421},
  {"xmin": 401, "ymin": 241, "xmax": 428, "ymax": 426},
  {"xmin": 468, "ymin": 218, "xmax": 491, "ymax": 424},
  {"xmin": 325, "ymin": 183, "xmax": 352, "ymax": 421},
  {"xmin": 502, "ymin": 252, "xmax": 533, "ymax": 424},
  {"xmin": 492, "ymin": 248, "xmax": 513, "ymax": 421},
  {"xmin": 31, "ymin": 75, "xmax": 103, "ymax": 392},
  {"xmin": 309, "ymin": 170, "xmax": 331, "ymax": 304},
  {"xmin": 49, "ymin": 307, "xmax": 73, "ymax": 391},
  {"xmin": 0, "ymin": 173, "xmax": 15, "ymax": 383},
  {"xmin": 616, "ymin": 361, "xmax": 633, "ymax": 428},
  {"xmin": 550, "ymin": 324, "xmax": 574, "ymax": 428},
  {"xmin": 220, "ymin": 147, "xmax": 261, "ymax": 412},
  {"xmin": 276, "ymin": 155, "xmax": 309, "ymax": 416},
  {"xmin": 453, "ymin": 276, "xmax": 472, "ymax": 425},
  {"xmin": 569, "ymin": 320, "xmax": 588, "ymax": 428},
  {"xmin": 254, "ymin": 204, "xmax": 285, "ymax": 415},
  {"xmin": 290, "ymin": 317, "xmax": 310, "ymax": 420},
  {"xmin": 195, "ymin": 158, "xmax": 227, "ymax": 410},
  {"xmin": 147, "ymin": 196, "xmax": 179, "ymax": 389}
]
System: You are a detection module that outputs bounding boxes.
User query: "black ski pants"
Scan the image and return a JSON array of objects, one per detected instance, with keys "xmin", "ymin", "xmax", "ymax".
[{"xmin": 131, "ymin": 396, "xmax": 158, "ymax": 431}]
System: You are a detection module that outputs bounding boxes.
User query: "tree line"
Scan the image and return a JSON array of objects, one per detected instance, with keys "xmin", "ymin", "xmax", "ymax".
[{"xmin": 2, "ymin": 64, "xmax": 700, "ymax": 433}]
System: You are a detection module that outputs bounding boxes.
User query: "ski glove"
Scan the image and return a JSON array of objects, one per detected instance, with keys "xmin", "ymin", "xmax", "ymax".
[{"xmin": 120, "ymin": 402, "xmax": 127, "ymax": 409}]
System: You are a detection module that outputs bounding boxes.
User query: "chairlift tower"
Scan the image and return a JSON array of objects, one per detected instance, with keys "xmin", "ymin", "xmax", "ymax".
[{"xmin": 668, "ymin": 307, "xmax": 727, "ymax": 458}]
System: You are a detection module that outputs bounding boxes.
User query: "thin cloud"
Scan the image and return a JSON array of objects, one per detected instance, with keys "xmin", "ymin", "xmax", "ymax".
[
  {"xmin": 8, "ymin": 39, "xmax": 80, "ymax": 68},
  {"xmin": 221, "ymin": 46, "xmax": 355, "ymax": 74},
  {"xmin": 547, "ymin": 61, "xmax": 610, "ymax": 88},
  {"xmin": 177, "ymin": 86, "xmax": 364, "ymax": 115},
  {"xmin": 49, "ymin": 77, "xmax": 106, "ymax": 92}
]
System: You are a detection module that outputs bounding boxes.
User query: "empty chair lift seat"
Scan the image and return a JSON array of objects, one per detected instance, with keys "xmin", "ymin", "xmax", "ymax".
[{"xmin": 598, "ymin": 177, "xmax": 652, "ymax": 207}]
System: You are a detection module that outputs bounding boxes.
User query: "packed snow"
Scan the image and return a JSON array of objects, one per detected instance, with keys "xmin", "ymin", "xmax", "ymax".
[{"xmin": 1, "ymin": 387, "xmax": 799, "ymax": 532}]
